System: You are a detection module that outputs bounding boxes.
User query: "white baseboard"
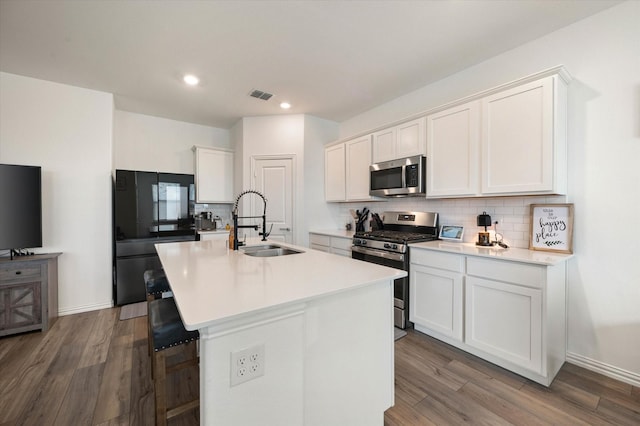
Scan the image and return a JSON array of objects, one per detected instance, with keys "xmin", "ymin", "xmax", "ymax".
[
  {"xmin": 58, "ymin": 301, "xmax": 113, "ymax": 316},
  {"xmin": 566, "ymin": 351, "xmax": 640, "ymax": 387}
]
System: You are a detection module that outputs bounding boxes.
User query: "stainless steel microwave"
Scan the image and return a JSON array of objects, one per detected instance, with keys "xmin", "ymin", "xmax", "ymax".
[{"xmin": 369, "ymin": 155, "xmax": 426, "ymax": 197}]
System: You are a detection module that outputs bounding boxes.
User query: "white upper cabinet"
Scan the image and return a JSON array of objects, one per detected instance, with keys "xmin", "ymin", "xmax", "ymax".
[
  {"xmin": 345, "ymin": 135, "xmax": 373, "ymax": 200},
  {"xmin": 325, "ymin": 135, "xmax": 376, "ymax": 202},
  {"xmin": 372, "ymin": 117, "xmax": 425, "ymax": 163},
  {"xmin": 193, "ymin": 146, "xmax": 234, "ymax": 203},
  {"xmin": 426, "ymin": 100, "xmax": 481, "ymax": 198},
  {"xmin": 372, "ymin": 128, "xmax": 395, "ymax": 163},
  {"xmin": 324, "ymin": 143, "xmax": 346, "ymax": 202},
  {"xmin": 425, "ymin": 70, "xmax": 569, "ymax": 198},
  {"xmin": 481, "ymin": 75, "xmax": 567, "ymax": 195}
]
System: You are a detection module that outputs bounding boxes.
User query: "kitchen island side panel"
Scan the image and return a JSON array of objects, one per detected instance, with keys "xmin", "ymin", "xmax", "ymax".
[{"xmin": 198, "ymin": 280, "xmax": 394, "ymax": 425}]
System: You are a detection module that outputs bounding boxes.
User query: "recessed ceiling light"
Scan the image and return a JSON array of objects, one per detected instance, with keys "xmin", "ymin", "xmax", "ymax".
[
  {"xmin": 280, "ymin": 102, "xmax": 291, "ymax": 109},
  {"xmin": 183, "ymin": 74, "xmax": 199, "ymax": 86}
]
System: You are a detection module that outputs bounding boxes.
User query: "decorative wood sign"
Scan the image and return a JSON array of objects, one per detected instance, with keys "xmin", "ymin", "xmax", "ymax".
[{"xmin": 529, "ymin": 204, "xmax": 574, "ymax": 254}]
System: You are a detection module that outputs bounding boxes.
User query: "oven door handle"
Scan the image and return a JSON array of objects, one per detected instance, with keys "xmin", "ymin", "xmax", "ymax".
[{"xmin": 351, "ymin": 245, "xmax": 405, "ymax": 262}]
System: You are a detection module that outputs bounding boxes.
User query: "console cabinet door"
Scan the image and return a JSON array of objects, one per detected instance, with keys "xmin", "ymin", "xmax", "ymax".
[
  {"xmin": 426, "ymin": 101, "xmax": 480, "ymax": 198},
  {"xmin": 481, "ymin": 76, "xmax": 558, "ymax": 195},
  {"xmin": 325, "ymin": 144, "xmax": 346, "ymax": 201},
  {"xmin": 0, "ymin": 282, "xmax": 41, "ymax": 331},
  {"xmin": 410, "ymin": 264, "xmax": 463, "ymax": 341},
  {"xmin": 194, "ymin": 147, "xmax": 234, "ymax": 203},
  {"xmin": 465, "ymin": 276, "xmax": 542, "ymax": 373}
]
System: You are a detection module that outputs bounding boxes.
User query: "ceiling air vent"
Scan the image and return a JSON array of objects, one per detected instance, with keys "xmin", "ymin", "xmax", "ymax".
[{"xmin": 249, "ymin": 89, "xmax": 273, "ymax": 101}]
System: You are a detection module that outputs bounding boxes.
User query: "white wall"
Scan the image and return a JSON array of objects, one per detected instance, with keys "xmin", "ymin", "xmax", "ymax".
[
  {"xmin": 113, "ymin": 110, "xmax": 231, "ymax": 173},
  {"xmin": 338, "ymin": 1, "xmax": 640, "ymax": 384},
  {"xmin": 237, "ymin": 114, "xmax": 340, "ymax": 246},
  {"xmin": 0, "ymin": 72, "xmax": 114, "ymax": 314},
  {"xmin": 302, "ymin": 116, "xmax": 340, "ymax": 246},
  {"xmin": 238, "ymin": 115, "xmax": 306, "ymax": 244}
]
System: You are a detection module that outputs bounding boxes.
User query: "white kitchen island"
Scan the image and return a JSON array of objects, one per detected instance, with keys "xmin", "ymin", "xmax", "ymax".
[{"xmin": 155, "ymin": 239, "xmax": 405, "ymax": 425}]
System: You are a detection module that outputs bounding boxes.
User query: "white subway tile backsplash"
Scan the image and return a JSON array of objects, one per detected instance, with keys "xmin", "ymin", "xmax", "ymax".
[
  {"xmin": 494, "ymin": 206, "xmax": 515, "ymax": 215},
  {"xmin": 331, "ymin": 194, "xmax": 567, "ymax": 249}
]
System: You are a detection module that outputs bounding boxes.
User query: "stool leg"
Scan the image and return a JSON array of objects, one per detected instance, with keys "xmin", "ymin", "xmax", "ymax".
[
  {"xmin": 147, "ymin": 311, "xmax": 153, "ymax": 361},
  {"xmin": 154, "ymin": 350, "xmax": 168, "ymax": 426}
]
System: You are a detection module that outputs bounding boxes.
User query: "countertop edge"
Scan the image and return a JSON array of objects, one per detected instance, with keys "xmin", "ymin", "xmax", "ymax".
[
  {"xmin": 409, "ymin": 241, "xmax": 574, "ymax": 266},
  {"xmin": 182, "ymin": 273, "xmax": 405, "ymax": 331}
]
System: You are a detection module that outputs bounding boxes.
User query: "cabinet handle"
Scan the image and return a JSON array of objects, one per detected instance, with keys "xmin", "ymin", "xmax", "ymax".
[
  {"xmin": 15, "ymin": 271, "xmax": 22, "ymax": 275},
  {"xmin": 279, "ymin": 227, "xmax": 291, "ymax": 231}
]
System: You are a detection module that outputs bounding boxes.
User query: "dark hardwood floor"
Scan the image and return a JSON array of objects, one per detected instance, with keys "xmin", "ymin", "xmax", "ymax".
[
  {"xmin": 385, "ymin": 330, "xmax": 640, "ymax": 425},
  {"xmin": 0, "ymin": 307, "xmax": 638, "ymax": 425}
]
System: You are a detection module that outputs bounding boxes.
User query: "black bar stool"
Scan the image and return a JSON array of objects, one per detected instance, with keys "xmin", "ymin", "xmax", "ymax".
[
  {"xmin": 145, "ymin": 269, "xmax": 171, "ymax": 357},
  {"xmin": 148, "ymin": 297, "xmax": 200, "ymax": 425},
  {"xmin": 144, "ymin": 269, "xmax": 170, "ymax": 301}
]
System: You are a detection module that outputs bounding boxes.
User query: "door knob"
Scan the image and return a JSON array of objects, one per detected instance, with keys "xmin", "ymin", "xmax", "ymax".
[{"xmin": 279, "ymin": 227, "xmax": 291, "ymax": 231}]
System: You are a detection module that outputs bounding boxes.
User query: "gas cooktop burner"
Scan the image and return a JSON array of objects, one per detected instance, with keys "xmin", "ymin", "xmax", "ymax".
[{"xmin": 354, "ymin": 230, "xmax": 437, "ymax": 243}]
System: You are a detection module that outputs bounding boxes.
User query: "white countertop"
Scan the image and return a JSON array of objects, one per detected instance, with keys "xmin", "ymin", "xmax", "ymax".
[
  {"xmin": 155, "ymin": 240, "xmax": 405, "ymax": 330},
  {"xmin": 409, "ymin": 240, "xmax": 573, "ymax": 266},
  {"xmin": 309, "ymin": 229, "xmax": 355, "ymax": 238}
]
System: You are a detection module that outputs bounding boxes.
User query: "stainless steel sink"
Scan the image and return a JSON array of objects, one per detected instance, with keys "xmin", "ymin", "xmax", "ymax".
[
  {"xmin": 241, "ymin": 244, "xmax": 304, "ymax": 257},
  {"xmin": 241, "ymin": 244, "xmax": 283, "ymax": 253}
]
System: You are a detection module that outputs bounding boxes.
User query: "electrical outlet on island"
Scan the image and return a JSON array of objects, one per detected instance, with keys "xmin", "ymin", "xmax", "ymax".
[{"xmin": 230, "ymin": 344, "xmax": 265, "ymax": 386}]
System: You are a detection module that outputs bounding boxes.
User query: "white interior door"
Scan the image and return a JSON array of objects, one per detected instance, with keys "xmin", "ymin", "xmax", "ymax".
[{"xmin": 252, "ymin": 157, "xmax": 294, "ymax": 243}]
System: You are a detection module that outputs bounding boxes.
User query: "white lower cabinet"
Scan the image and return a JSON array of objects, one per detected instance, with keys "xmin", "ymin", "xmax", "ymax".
[
  {"xmin": 410, "ymin": 264, "xmax": 463, "ymax": 342},
  {"xmin": 309, "ymin": 233, "xmax": 352, "ymax": 257},
  {"xmin": 465, "ymin": 276, "xmax": 542, "ymax": 373},
  {"xmin": 410, "ymin": 247, "xmax": 567, "ymax": 386}
]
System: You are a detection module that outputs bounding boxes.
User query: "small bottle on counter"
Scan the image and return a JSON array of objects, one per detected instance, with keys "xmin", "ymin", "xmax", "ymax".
[{"xmin": 228, "ymin": 227, "xmax": 234, "ymax": 249}]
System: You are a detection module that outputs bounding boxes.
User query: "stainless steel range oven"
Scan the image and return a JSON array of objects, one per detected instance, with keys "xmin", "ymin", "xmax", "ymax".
[{"xmin": 352, "ymin": 211, "xmax": 439, "ymax": 329}]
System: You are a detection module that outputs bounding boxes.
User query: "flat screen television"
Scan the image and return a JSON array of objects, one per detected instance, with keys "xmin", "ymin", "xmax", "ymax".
[{"xmin": 0, "ymin": 164, "xmax": 42, "ymax": 255}]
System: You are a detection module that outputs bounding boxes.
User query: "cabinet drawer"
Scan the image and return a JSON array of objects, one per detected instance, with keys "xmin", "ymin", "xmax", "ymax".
[
  {"xmin": 309, "ymin": 234, "xmax": 331, "ymax": 246},
  {"xmin": 310, "ymin": 243, "xmax": 331, "ymax": 253},
  {"xmin": 0, "ymin": 265, "xmax": 42, "ymax": 283},
  {"xmin": 467, "ymin": 257, "xmax": 543, "ymax": 288},
  {"xmin": 331, "ymin": 237, "xmax": 352, "ymax": 251},
  {"xmin": 331, "ymin": 248, "xmax": 352, "ymax": 258},
  {"xmin": 410, "ymin": 249, "xmax": 463, "ymax": 273}
]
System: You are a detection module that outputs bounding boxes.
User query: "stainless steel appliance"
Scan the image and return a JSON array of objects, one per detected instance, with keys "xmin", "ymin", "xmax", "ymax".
[
  {"xmin": 369, "ymin": 155, "xmax": 426, "ymax": 197},
  {"xmin": 113, "ymin": 170, "xmax": 196, "ymax": 305},
  {"xmin": 352, "ymin": 211, "xmax": 439, "ymax": 329}
]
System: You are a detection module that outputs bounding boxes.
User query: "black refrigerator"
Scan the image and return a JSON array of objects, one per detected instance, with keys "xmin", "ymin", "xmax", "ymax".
[{"xmin": 113, "ymin": 170, "xmax": 196, "ymax": 305}]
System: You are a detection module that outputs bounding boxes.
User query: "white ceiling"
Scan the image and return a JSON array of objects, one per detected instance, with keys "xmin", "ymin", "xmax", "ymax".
[{"xmin": 0, "ymin": 0, "xmax": 620, "ymax": 129}]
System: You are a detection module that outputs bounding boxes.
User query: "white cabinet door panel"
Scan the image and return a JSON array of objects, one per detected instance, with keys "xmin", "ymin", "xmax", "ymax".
[
  {"xmin": 465, "ymin": 276, "xmax": 542, "ymax": 373},
  {"xmin": 345, "ymin": 136, "xmax": 373, "ymax": 200},
  {"xmin": 482, "ymin": 77, "xmax": 553, "ymax": 194},
  {"xmin": 427, "ymin": 101, "xmax": 480, "ymax": 197},
  {"xmin": 194, "ymin": 147, "xmax": 234, "ymax": 203},
  {"xmin": 373, "ymin": 118, "xmax": 425, "ymax": 163},
  {"xmin": 372, "ymin": 128, "xmax": 396, "ymax": 163},
  {"xmin": 396, "ymin": 117, "xmax": 425, "ymax": 159},
  {"xmin": 410, "ymin": 264, "xmax": 463, "ymax": 341},
  {"xmin": 325, "ymin": 144, "xmax": 346, "ymax": 201}
]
